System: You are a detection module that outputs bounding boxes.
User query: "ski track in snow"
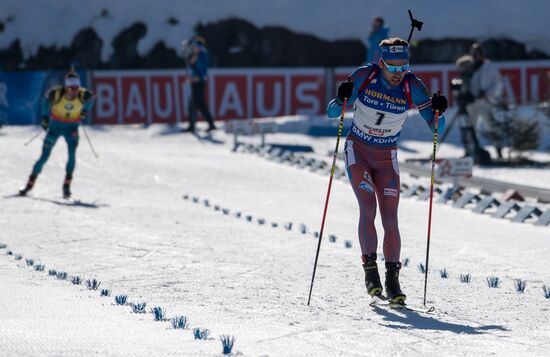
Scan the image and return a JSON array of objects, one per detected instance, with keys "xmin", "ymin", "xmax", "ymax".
[{"xmin": 0, "ymin": 125, "xmax": 549, "ymax": 356}]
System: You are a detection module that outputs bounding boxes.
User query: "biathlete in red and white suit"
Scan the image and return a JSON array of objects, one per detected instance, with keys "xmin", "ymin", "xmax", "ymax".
[{"xmin": 326, "ymin": 37, "xmax": 448, "ymax": 303}]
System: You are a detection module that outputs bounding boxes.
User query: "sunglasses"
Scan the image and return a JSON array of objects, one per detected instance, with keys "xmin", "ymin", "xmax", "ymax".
[
  {"xmin": 67, "ymin": 85, "xmax": 79, "ymax": 91},
  {"xmin": 382, "ymin": 59, "xmax": 409, "ymax": 73}
]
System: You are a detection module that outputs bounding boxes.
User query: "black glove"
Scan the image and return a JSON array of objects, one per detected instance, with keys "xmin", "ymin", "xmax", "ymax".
[
  {"xmin": 41, "ymin": 116, "xmax": 49, "ymax": 131},
  {"xmin": 431, "ymin": 93, "xmax": 448, "ymax": 114},
  {"xmin": 337, "ymin": 80, "xmax": 354, "ymax": 102}
]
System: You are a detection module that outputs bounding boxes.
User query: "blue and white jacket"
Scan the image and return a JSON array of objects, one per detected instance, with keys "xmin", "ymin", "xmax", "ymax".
[{"xmin": 327, "ymin": 63, "xmax": 445, "ymax": 147}]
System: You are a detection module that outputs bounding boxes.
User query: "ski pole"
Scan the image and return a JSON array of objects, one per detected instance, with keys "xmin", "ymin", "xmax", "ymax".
[
  {"xmin": 81, "ymin": 124, "xmax": 99, "ymax": 159},
  {"xmin": 422, "ymin": 108, "xmax": 440, "ymax": 306},
  {"xmin": 307, "ymin": 96, "xmax": 349, "ymax": 306},
  {"xmin": 23, "ymin": 129, "xmax": 43, "ymax": 146},
  {"xmin": 406, "ymin": 9, "xmax": 424, "ymax": 43}
]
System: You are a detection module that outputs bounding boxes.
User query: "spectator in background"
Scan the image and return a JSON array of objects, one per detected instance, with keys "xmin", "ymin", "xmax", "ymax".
[
  {"xmin": 366, "ymin": 17, "xmax": 389, "ymax": 64},
  {"xmin": 183, "ymin": 35, "xmax": 216, "ymax": 133},
  {"xmin": 466, "ymin": 42, "xmax": 504, "ymax": 157},
  {"xmin": 454, "ymin": 55, "xmax": 476, "ymax": 104}
]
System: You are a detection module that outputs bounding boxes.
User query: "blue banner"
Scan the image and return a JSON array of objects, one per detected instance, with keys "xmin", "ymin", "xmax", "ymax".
[{"xmin": 0, "ymin": 70, "xmax": 88, "ymax": 125}]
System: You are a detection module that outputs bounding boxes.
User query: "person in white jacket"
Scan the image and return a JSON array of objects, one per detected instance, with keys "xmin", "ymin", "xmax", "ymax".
[{"xmin": 466, "ymin": 43, "xmax": 505, "ymax": 157}]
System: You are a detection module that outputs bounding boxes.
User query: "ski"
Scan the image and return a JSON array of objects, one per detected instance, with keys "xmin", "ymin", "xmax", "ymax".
[
  {"xmin": 4, "ymin": 193, "xmax": 28, "ymax": 199},
  {"xmin": 369, "ymin": 295, "xmax": 435, "ymax": 313},
  {"xmin": 59, "ymin": 197, "xmax": 88, "ymax": 206},
  {"xmin": 5, "ymin": 193, "xmax": 86, "ymax": 207}
]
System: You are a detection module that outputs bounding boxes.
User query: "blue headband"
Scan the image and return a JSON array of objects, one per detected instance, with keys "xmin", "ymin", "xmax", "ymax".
[{"xmin": 380, "ymin": 45, "xmax": 409, "ymax": 61}]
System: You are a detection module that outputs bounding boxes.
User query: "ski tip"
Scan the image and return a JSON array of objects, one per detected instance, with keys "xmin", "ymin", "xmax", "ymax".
[{"xmin": 369, "ymin": 294, "xmax": 386, "ymax": 306}]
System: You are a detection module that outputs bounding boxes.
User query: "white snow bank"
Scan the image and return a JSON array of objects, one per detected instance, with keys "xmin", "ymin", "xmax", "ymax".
[{"xmin": 0, "ymin": 125, "xmax": 549, "ymax": 356}]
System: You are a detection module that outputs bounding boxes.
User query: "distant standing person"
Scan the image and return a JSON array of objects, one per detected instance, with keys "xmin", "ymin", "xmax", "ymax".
[
  {"xmin": 466, "ymin": 43, "xmax": 504, "ymax": 157},
  {"xmin": 366, "ymin": 17, "xmax": 390, "ymax": 64},
  {"xmin": 183, "ymin": 36, "xmax": 216, "ymax": 133},
  {"xmin": 19, "ymin": 71, "xmax": 95, "ymax": 199}
]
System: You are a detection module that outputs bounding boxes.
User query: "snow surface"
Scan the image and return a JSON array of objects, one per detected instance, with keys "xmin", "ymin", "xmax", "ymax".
[
  {"xmin": 1, "ymin": 124, "xmax": 549, "ymax": 356},
  {"xmin": 2, "ymin": 0, "xmax": 550, "ymax": 61}
]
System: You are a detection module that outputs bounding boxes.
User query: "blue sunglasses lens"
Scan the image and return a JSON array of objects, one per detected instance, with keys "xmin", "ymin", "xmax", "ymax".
[{"xmin": 383, "ymin": 60, "xmax": 409, "ymax": 73}]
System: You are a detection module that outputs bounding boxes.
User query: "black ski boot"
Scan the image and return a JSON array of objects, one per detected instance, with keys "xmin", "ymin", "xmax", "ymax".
[
  {"xmin": 362, "ymin": 254, "xmax": 383, "ymax": 297},
  {"xmin": 19, "ymin": 175, "xmax": 37, "ymax": 196},
  {"xmin": 385, "ymin": 262, "xmax": 406, "ymax": 304},
  {"xmin": 62, "ymin": 174, "xmax": 72, "ymax": 199}
]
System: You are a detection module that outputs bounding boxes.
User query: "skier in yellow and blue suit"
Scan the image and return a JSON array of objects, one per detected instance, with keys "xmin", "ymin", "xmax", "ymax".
[{"xmin": 19, "ymin": 71, "xmax": 95, "ymax": 199}]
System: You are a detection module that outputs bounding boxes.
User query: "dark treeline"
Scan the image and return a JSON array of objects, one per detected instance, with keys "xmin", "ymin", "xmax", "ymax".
[{"xmin": 0, "ymin": 17, "xmax": 548, "ymax": 71}]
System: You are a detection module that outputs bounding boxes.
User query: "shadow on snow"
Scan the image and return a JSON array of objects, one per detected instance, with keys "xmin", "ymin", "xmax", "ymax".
[
  {"xmin": 156, "ymin": 126, "xmax": 225, "ymax": 144},
  {"xmin": 31, "ymin": 197, "xmax": 109, "ymax": 209},
  {"xmin": 191, "ymin": 132, "xmax": 224, "ymax": 145},
  {"xmin": 372, "ymin": 305, "xmax": 508, "ymax": 335},
  {"xmin": 3, "ymin": 194, "xmax": 109, "ymax": 209}
]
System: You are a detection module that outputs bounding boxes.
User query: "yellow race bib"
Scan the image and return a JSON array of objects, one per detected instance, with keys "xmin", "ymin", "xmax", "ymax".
[{"xmin": 51, "ymin": 95, "xmax": 84, "ymax": 123}]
